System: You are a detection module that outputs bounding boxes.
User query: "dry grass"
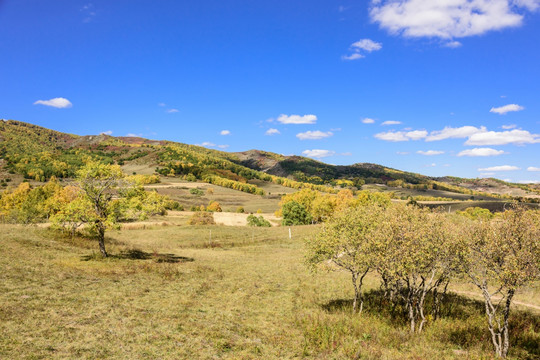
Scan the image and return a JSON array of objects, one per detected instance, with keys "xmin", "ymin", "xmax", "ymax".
[
  {"xmin": 145, "ymin": 177, "xmax": 287, "ymax": 213},
  {"xmin": 1, "ymin": 224, "xmax": 539, "ymax": 359}
]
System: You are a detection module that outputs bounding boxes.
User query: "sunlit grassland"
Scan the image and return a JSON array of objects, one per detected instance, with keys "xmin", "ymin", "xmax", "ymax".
[{"xmin": 1, "ymin": 224, "xmax": 539, "ymax": 359}]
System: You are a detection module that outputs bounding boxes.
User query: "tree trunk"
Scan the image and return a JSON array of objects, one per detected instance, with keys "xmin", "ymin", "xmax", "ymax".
[
  {"xmin": 501, "ymin": 289, "xmax": 514, "ymax": 358},
  {"xmin": 97, "ymin": 222, "xmax": 108, "ymax": 257}
]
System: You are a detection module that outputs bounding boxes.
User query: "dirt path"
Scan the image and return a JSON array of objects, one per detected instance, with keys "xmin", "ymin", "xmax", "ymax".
[{"xmin": 453, "ymin": 290, "xmax": 540, "ymax": 312}]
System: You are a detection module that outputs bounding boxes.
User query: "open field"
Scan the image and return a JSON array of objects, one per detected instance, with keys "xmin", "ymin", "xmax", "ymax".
[
  {"xmin": 1, "ymin": 224, "xmax": 539, "ymax": 359},
  {"xmin": 144, "ymin": 177, "xmax": 289, "ymax": 213}
]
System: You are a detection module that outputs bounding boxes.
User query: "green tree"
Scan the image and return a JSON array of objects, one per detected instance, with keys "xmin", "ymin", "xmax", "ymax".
[
  {"xmin": 281, "ymin": 200, "xmax": 312, "ymax": 226},
  {"xmin": 461, "ymin": 205, "xmax": 540, "ymax": 358},
  {"xmin": 307, "ymin": 205, "xmax": 386, "ymax": 313}
]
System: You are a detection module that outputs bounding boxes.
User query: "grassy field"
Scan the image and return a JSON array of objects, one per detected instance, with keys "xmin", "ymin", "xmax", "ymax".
[{"xmin": 1, "ymin": 224, "xmax": 539, "ymax": 359}]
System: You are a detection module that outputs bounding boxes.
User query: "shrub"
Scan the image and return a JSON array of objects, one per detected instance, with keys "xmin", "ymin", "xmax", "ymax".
[
  {"xmin": 188, "ymin": 211, "xmax": 215, "ymax": 225},
  {"xmin": 190, "ymin": 188, "xmax": 204, "ymax": 196},
  {"xmin": 236, "ymin": 206, "xmax": 245, "ymax": 213},
  {"xmin": 247, "ymin": 214, "xmax": 271, "ymax": 227}
]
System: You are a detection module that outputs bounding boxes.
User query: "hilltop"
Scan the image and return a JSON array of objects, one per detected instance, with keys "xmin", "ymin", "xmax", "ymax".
[{"xmin": 1, "ymin": 119, "xmax": 539, "ymax": 202}]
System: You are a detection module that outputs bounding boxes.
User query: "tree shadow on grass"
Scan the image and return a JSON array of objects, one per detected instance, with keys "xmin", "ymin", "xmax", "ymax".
[
  {"xmin": 80, "ymin": 249, "xmax": 194, "ymax": 263},
  {"xmin": 321, "ymin": 289, "xmax": 540, "ymax": 358}
]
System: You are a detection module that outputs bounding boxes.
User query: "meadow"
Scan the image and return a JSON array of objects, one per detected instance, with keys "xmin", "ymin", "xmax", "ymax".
[{"xmin": 1, "ymin": 222, "xmax": 539, "ymax": 359}]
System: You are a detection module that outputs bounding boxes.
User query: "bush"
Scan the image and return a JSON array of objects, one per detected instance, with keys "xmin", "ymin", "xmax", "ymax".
[
  {"xmin": 190, "ymin": 188, "xmax": 204, "ymax": 196},
  {"xmin": 247, "ymin": 214, "xmax": 271, "ymax": 227},
  {"xmin": 236, "ymin": 206, "xmax": 245, "ymax": 213},
  {"xmin": 207, "ymin": 201, "xmax": 222, "ymax": 212},
  {"xmin": 188, "ymin": 211, "xmax": 215, "ymax": 225}
]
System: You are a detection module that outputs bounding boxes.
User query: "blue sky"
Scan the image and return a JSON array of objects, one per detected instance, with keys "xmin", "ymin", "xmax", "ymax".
[{"xmin": 1, "ymin": 0, "xmax": 539, "ymax": 183}]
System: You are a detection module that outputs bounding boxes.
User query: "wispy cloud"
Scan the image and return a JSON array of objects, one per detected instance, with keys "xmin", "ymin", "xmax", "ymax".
[
  {"xmin": 417, "ymin": 150, "xmax": 444, "ymax": 156},
  {"xmin": 362, "ymin": 118, "xmax": 376, "ymax": 124},
  {"xmin": 100, "ymin": 130, "xmax": 113, "ymax": 135},
  {"xmin": 126, "ymin": 133, "xmax": 143, "ymax": 138},
  {"xmin": 478, "ymin": 165, "xmax": 520, "ymax": 172},
  {"xmin": 158, "ymin": 102, "xmax": 166, "ymax": 107},
  {"xmin": 276, "ymin": 114, "xmax": 317, "ymax": 124},
  {"xmin": 81, "ymin": 3, "xmax": 96, "ymax": 23},
  {"xmin": 265, "ymin": 128, "xmax": 280, "ymax": 136},
  {"xmin": 527, "ymin": 166, "xmax": 540, "ymax": 172},
  {"xmin": 302, "ymin": 149, "xmax": 336, "ymax": 158},
  {"xmin": 33, "ymin": 97, "xmax": 72, "ymax": 109},
  {"xmin": 457, "ymin": 148, "xmax": 505, "ymax": 157},
  {"xmin": 220, "ymin": 130, "xmax": 231, "ymax": 136},
  {"xmin": 342, "ymin": 39, "xmax": 382, "ymax": 60},
  {"xmin": 296, "ymin": 130, "xmax": 333, "ymax": 140},
  {"xmin": 490, "ymin": 104, "xmax": 524, "ymax": 114},
  {"xmin": 370, "ymin": 0, "xmax": 534, "ymax": 42},
  {"xmin": 381, "ymin": 120, "xmax": 402, "ymax": 126},
  {"xmin": 502, "ymin": 124, "xmax": 517, "ymax": 129},
  {"xmin": 166, "ymin": 109, "xmax": 179, "ymax": 113}
]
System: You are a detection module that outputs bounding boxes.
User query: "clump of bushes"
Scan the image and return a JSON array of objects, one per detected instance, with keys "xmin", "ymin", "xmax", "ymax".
[
  {"xmin": 188, "ymin": 211, "xmax": 215, "ymax": 225},
  {"xmin": 247, "ymin": 214, "xmax": 271, "ymax": 227}
]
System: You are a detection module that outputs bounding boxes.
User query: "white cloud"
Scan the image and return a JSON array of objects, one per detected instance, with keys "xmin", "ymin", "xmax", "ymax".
[
  {"xmin": 444, "ymin": 41, "xmax": 462, "ymax": 48},
  {"xmin": 426, "ymin": 126, "xmax": 486, "ymax": 141},
  {"xmin": 296, "ymin": 130, "xmax": 333, "ymax": 140},
  {"xmin": 220, "ymin": 130, "xmax": 231, "ymax": 136},
  {"xmin": 265, "ymin": 128, "xmax": 280, "ymax": 136},
  {"xmin": 457, "ymin": 148, "xmax": 505, "ymax": 157},
  {"xmin": 517, "ymin": 180, "xmax": 540, "ymax": 184},
  {"xmin": 100, "ymin": 130, "xmax": 113, "ymax": 135},
  {"xmin": 513, "ymin": 0, "xmax": 540, "ymax": 11},
  {"xmin": 158, "ymin": 102, "xmax": 166, "ymax": 107},
  {"xmin": 167, "ymin": 109, "xmax": 179, "ymax": 113},
  {"xmin": 126, "ymin": 133, "xmax": 142, "ymax": 137},
  {"xmin": 478, "ymin": 165, "xmax": 520, "ymax": 171},
  {"xmin": 375, "ymin": 131, "xmax": 409, "ymax": 141},
  {"xmin": 527, "ymin": 166, "xmax": 540, "ymax": 171},
  {"xmin": 343, "ymin": 39, "xmax": 382, "ymax": 60},
  {"xmin": 342, "ymin": 53, "xmax": 365, "ymax": 60},
  {"xmin": 502, "ymin": 124, "xmax": 517, "ymax": 129},
  {"xmin": 370, "ymin": 0, "xmax": 531, "ymax": 40},
  {"xmin": 490, "ymin": 104, "xmax": 524, "ymax": 114},
  {"xmin": 198, "ymin": 142, "xmax": 216, "ymax": 147},
  {"xmin": 277, "ymin": 114, "xmax": 317, "ymax": 124},
  {"xmin": 33, "ymin": 97, "xmax": 72, "ymax": 109},
  {"xmin": 425, "ymin": 163, "xmax": 437, "ymax": 167},
  {"xmin": 351, "ymin": 39, "xmax": 383, "ymax": 52},
  {"xmin": 374, "ymin": 130, "xmax": 427, "ymax": 141},
  {"xmin": 405, "ymin": 130, "xmax": 428, "ymax": 140},
  {"xmin": 302, "ymin": 149, "xmax": 336, "ymax": 158},
  {"xmin": 417, "ymin": 150, "xmax": 444, "ymax": 156},
  {"xmin": 381, "ymin": 120, "xmax": 402, "ymax": 126},
  {"xmin": 362, "ymin": 118, "xmax": 376, "ymax": 124},
  {"xmin": 217, "ymin": 144, "xmax": 229, "ymax": 149},
  {"xmin": 465, "ymin": 129, "xmax": 540, "ymax": 145}
]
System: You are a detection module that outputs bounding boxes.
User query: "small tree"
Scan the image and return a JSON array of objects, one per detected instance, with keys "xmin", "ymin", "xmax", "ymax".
[
  {"xmin": 462, "ymin": 205, "xmax": 540, "ymax": 358},
  {"xmin": 307, "ymin": 205, "xmax": 385, "ymax": 313},
  {"xmin": 282, "ymin": 200, "xmax": 312, "ymax": 226},
  {"xmin": 75, "ymin": 161, "xmax": 126, "ymax": 257}
]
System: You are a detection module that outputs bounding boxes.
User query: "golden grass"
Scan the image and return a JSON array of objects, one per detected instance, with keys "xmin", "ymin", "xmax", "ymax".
[{"xmin": 1, "ymin": 224, "xmax": 539, "ymax": 359}]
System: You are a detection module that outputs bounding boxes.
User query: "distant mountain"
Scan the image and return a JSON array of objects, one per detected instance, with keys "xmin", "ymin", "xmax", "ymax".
[{"xmin": 1, "ymin": 119, "xmax": 538, "ymax": 200}]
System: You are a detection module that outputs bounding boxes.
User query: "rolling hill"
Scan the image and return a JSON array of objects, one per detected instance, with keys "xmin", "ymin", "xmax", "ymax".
[{"xmin": 1, "ymin": 119, "xmax": 539, "ymax": 202}]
